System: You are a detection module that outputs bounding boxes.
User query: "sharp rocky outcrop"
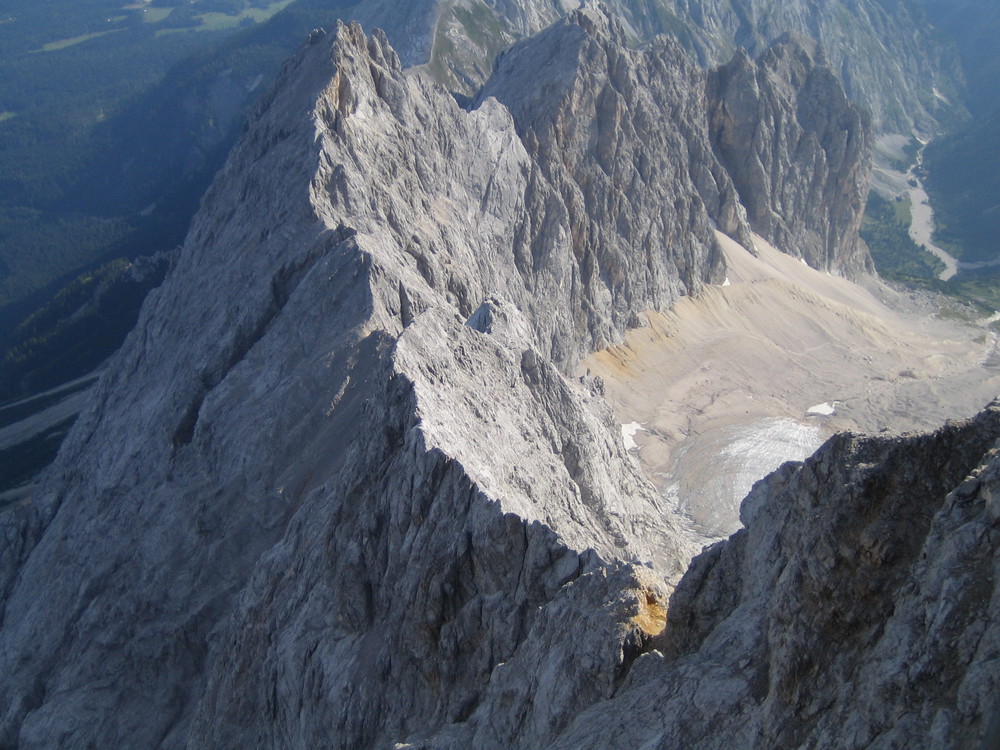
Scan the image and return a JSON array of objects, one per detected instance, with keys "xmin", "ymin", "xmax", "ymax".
[
  {"xmin": 0, "ymin": 10, "xmax": 985, "ymax": 750},
  {"xmin": 531, "ymin": 402, "xmax": 1000, "ymax": 749},
  {"xmin": 403, "ymin": 0, "xmax": 962, "ymax": 134},
  {"xmin": 706, "ymin": 34, "xmax": 873, "ymax": 274},
  {"xmin": 0, "ymin": 14, "xmax": 725, "ymax": 747},
  {"xmin": 615, "ymin": 0, "xmax": 963, "ymax": 134}
]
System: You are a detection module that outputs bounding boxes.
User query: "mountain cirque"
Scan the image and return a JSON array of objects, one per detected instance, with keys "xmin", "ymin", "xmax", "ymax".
[
  {"xmin": 1, "ymin": 10, "xmax": 998, "ymax": 750},
  {"xmin": 586, "ymin": 231, "xmax": 1000, "ymax": 538}
]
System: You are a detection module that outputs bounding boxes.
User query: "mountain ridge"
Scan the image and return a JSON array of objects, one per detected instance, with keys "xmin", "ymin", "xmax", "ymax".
[
  {"xmin": 0, "ymin": 0, "xmax": 969, "ymax": 418},
  {"xmin": 0, "ymin": 11, "xmax": 994, "ymax": 750}
]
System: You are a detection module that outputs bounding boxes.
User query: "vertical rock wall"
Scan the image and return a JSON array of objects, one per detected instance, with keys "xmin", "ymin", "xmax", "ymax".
[{"xmin": 0, "ymin": 12, "xmax": 886, "ymax": 749}]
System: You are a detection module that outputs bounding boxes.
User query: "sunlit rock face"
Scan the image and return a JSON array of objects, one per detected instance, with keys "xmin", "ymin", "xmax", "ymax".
[
  {"xmin": 5, "ymin": 9, "xmax": 984, "ymax": 750},
  {"xmin": 402, "ymin": 0, "xmax": 961, "ymax": 134},
  {"xmin": 707, "ymin": 35, "xmax": 874, "ymax": 276},
  {"xmin": 0, "ymin": 14, "xmax": 728, "ymax": 747}
]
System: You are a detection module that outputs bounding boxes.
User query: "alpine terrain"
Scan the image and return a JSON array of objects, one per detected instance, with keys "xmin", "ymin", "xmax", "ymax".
[{"xmin": 0, "ymin": 5, "xmax": 998, "ymax": 750}]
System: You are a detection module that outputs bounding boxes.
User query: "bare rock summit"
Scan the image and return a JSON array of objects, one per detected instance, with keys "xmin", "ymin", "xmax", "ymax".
[{"xmin": 1, "ymin": 13, "xmax": 987, "ymax": 750}]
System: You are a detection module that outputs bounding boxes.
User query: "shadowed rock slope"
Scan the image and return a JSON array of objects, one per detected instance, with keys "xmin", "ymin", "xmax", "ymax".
[
  {"xmin": 0, "ymin": 12, "xmax": 981, "ymax": 750},
  {"xmin": 0, "ymin": 14, "xmax": 733, "ymax": 748},
  {"xmin": 539, "ymin": 402, "xmax": 1000, "ymax": 749},
  {"xmin": 0, "ymin": 16, "xmax": 702, "ymax": 748}
]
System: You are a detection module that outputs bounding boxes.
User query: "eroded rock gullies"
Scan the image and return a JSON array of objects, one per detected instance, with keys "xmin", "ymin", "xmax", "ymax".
[
  {"xmin": 0, "ymin": 16, "xmax": 716, "ymax": 747},
  {"xmin": 187, "ymin": 307, "xmax": 690, "ymax": 749},
  {"xmin": 620, "ymin": 0, "xmax": 963, "ymax": 134},
  {"xmin": 0, "ymin": 12, "xmax": 916, "ymax": 750},
  {"xmin": 707, "ymin": 35, "xmax": 873, "ymax": 275},
  {"xmin": 476, "ymin": 10, "xmax": 750, "ymax": 292},
  {"xmin": 404, "ymin": 0, "xmax": 962, "ymax": 135}
]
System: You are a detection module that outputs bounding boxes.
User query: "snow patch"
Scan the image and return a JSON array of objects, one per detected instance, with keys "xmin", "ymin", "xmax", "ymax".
[
  {"xmin": 669, "ymin": 417, "xmax": 826, "ymax": 537},
  {"xmin": 622, "ymin": 422, "xmax": 644, "ymax": 450},
  {"xmin": 807, "ymin": 402, "xmax": 836, "ymax": 416}
]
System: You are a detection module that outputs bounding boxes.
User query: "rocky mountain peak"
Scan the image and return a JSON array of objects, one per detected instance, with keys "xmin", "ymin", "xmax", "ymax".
[
  {"xmin": 0, "ymin": 14, "xmax": 897, "ymax": 749},
  {"xmin": 707, "ymin": 33, "xmax": 873, "ymax": 274},
  {"xmin": 398, "ymin": 1, "xmax": 962, "ymax": 135}
]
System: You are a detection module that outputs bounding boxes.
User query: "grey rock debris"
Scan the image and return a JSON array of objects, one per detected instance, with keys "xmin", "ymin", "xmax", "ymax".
[{"xmin": 0, "ymin": 11, "xmax": 983, "ymax": 750}]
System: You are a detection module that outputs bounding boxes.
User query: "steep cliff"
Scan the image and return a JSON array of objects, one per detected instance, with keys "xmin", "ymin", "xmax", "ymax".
[
  {"xmin": 0, "ymin": 11, "xmax": 973, "ymax": 750},
  {"xmin": 706, "ymin": 35, "xmax": 873, "ymax": 274},
  {"xmin": 628, "ymin": 0, "xmax": 962, "ymax": 134},
  {"xmin": 0, "ymin": 15, "xmax": 720, "ymax": 747},
  {"xmin": 534, "ymin": 401, "xmax": 1000, "ymax": 749},
  {"xmin": 421, "ymin": 0, "xmax": 961, "ymax": 134}
]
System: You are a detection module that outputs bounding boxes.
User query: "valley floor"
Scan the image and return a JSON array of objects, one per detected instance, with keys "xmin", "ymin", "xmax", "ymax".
[{"xmin": 873, "ymin": 136, "xmax": 1000, "ymax": 279}]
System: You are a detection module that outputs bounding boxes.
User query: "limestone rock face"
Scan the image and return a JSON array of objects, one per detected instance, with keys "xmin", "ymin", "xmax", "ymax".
[
  {"xmin": 707, "ymin": 35, "xmax": 873, "ymax": 275},
  {"xmin": 186, "ymin": 308, "xmax": 690, "ymax": 749},
  {"xmin": 537, "ymin": 402, "xmax": 1000, "ymax": 749},
  {"xmin": 0, "ymin": 17, "xmax": 712, "ymax": 748},
  {"xmin": 619, "ymin": 0, "xmax": 962, "ymax": 134},
  {"xmin": 477, "ymin": 11, "xmax": 761, "ymax": 339},
  {"xmin": 410, "ymin": 0, "xmax": 961, "ymax": 133},
  {"xmin": 0, "ymin": 12, "xmax": 965, "ymax": 750}
]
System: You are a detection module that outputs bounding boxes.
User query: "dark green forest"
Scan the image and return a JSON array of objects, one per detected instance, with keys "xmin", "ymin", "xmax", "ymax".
[
  {"xmin": 862, "ymin": 192, "xmax": 1000, "ymax": 317},
  {"xmin": 0, "ymin": 256, "xmax": 168, "ymax": 401},
  {"xmin": 923, "ymin": 111, "xmax": 1000, "ymax": 264},
  {"xmin": 0, "ymin": 0, "xmax": 357, "ymax": 319},
  {"xmin": 861, "ymin": 192, "xmax": 946, "ymax": 281},
  {"xmin": 0, "ymin": 0, "xmax": 360, "ymax": 403},
  {"xmin": 0, "ymin": 8, "xmax": 220, "ymax": 313}
]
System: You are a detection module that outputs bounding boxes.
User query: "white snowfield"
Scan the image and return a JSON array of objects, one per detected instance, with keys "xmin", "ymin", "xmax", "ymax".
[
  {"xmin": 672, "ymin": 417, "xmax": 825, "ymax": 537},
  {"xmin": 807, "ymin": 402, "xmax": 836, "ymax": 416},
  {"xmin": 621, "ymin": 421, "xmax": 644, "ymax": 450}
]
